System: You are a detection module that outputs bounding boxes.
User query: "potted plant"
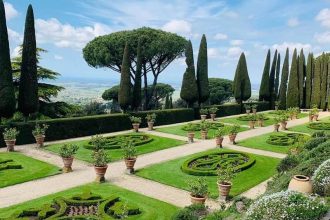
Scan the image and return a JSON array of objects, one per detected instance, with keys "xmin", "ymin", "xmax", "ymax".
[
  {"xmin": 209, "ymin": 107, "xmax": 218, "ymax": 121},
  {"xmin": 251, "ymin": 104, "xmax": 258, "ymax": 114},
  {"xmin": 200, "ymin": 108, "xmax": 209, "ymax": 120},
  {"xmin": 59, "ymin": 144, "xmax": 79, "ymax": 173},
  {"xmin": 257, "ymin": 113, "xmax": 266, "ymax": 127},
  {"xmin": 248, "ymin": 115, "xmax": 256, "ymax": 129},
  {"xmin": 274, "ymin": 101, "xmax": 280, "ymax": 110},
  {"xmin": 90, "ymin": 135, "xmax": 106, "ymax": 151},
  {"xmin": 92, "ymin": 149, "xmax": 110, "ymax": 182},
  {"xmin": 312, "ymin": 105, "xmax": 319, "ymax": 121},
  {"xmin": 130, "ymin": 116, "xmax": 142, "ymax": 132},
  {"xmin": 188, "ymin": 177, "xmax": 208, "ymax": 205},
  {"xmin": 228, "ymin": 124, "xmax": 240, "ymax": 144},
  {"xmin": 280, "ymin": 114, "xmax": 288, "ymax": 130},
  {"xmin": 214, "ymin": 127, "xmax": 226, "ymax": 148},
  {"xmin": 32, "ymin": 123, "xmax": 49, "ymax": 148},
  {"xmin": 292, "ymin": 107, "xmax": 300, "ymax": 119},
  {"xmin": 185, "ymin": 123, "xmax": 196, "ymax": 143},
  {"xmin": 244, "ymin": 104, "xmax": 251, "ymax": 114},
  {"xmin": 122, "ymin": 141, "xmax": 137, "ymax": 174},
  {"xmin": 217, "ymin": 167, "xmax": 236, "ymax": 199},
  {"xmin": 2, "ymin": 128, "xmax": 19, "ymax": 152},
  {"xmin": 200, "ymin": 121, "xmax": 210, "ymax": 140},
  {"xmin": 274, "ymin": 116, "xmax": 281, "ymax": 132},
  {"xmin": 309, "ymin": 110, "xmax": 314, "ymax": 122},
  {"xmin": 145, "ymin": 113, "xmax": 156, "ymax": 131}
]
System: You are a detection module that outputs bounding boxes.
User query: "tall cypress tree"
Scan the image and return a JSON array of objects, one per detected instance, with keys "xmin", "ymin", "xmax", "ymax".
[
  {"xmin": 180, "ymin": 40, "xmax": 198, "ymax": 107},
  {"xmin": 320, "ymin": 54, "xmax": 328, "ymax": 110},
  {"xmin": 0, "ymin": 0, "xmax": 15, "ymax": 119},
  {"xmin": 327, "ymin": 63, "xmax": 330, "ymax": 110},
  {"xmin": 311, "ymin": 58, "xmax": 321, "ymax": 107},
  {"xmin": 287, "ymin": 49, "xmax": 299, "ymax": 108},
  {"xmin": 164, "ymin": 94, "xmax": 170, "ymax": 109},
  {"xmin": 305, "ymin": 53, "xmax": 313, "ymax": 108},
  {"xmin": 118, "ymin": 43, "xmax": 132, "ymax": 111},
  {"xmin": 259, "ymin": 49, "xmax": 271, "ymax": 101},
  {"xmin": 18, "ymin": 5, "xmax": 38, "ymax": 117},
  {"xmin": 298, "ymin": 49, "xmax": 306, "ymax": 108},
  {"xmin": 269, "ymin": 50, "xmax": 278, "ymax": 108},
  {"xmin": 132, "ymin": 39, "xmax": 142, "ymax": 110},
  {"xmin": 169, "ymin": 96, "xmax": 173, "ymax": 109},
  {"xmin": 196, "ymin": 34, "xmax": 209, "ymax": 105},
  {"xmin": 278, "ymin": 48, "xmax": 289, "ymax": 109},
  {"xmin": 233, "ymin": 53, "xmax": 251, "ymax": 104},
  {"xmin": 275, "ymin": 53, "xmax": 281, "ymax": 98}
]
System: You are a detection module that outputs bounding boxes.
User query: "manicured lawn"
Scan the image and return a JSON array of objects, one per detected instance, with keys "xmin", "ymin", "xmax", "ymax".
[
  {"xmin": 45, "ymin": 133, "xmax": 185, "ymax": 163},
  {"xmin": 0, "ymin": 152, "xmax": 60, "ymax": 188},
  {"xmin": 156, "ymin": 124, "xmax": 248, "ymax": 139},
  {"xmin": 136, "ymin": 149, "xmax": 280, "ymax": 199},
  {"xmin": 0, "ymin": 183, "xmax": 179, "ymax": 219},
  {"xmin": 288, "ymin": 116, "xmax": 330, "ymax": 134}
]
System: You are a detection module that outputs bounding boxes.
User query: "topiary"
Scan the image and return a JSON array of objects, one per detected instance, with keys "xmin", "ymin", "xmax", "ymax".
[
  {"xmin": 312, "ymin": 159, "xmax": 330, "ymax": 196},
  {"xmin": 237, "ymin": 115, "xmax": 269, "ymax": 121}
]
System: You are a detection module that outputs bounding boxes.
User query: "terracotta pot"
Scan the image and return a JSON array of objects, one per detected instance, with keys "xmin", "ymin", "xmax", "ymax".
[
  {"xmin": 210, "ymin": 114, "xmax": 216, "ymax": 121},
  {"xmin": 313, "ymin": 114, "xmax": 319, "ymax": 121},
  {"xmin": 229, "ymin": 134, "xmax": 237, "ymax": 144},
  {"xmin": 215, "ymin": 137, "xmax": 224, "ymax": 148},
  {"xmin": 125, "ymin": 158, "xmax": 137, "ymax": 174},
  {"xmin": 34, "ymin": 135, "xmax": 45, "ymax": 148},
  {"xmin": 187, "ymin": 132, "xmax": 195, "ymax": 143},
  {"xmin": 190, "ymin": 195, "xmax": 206, "ymax": 205},
  {"xmin": 94, "ymin": 165, "xmax": 108, "ymax": 182},
  {"xmin": 258, "ymin": 120, "xmax": 264, "ymax": 127},
  {"xmin": 132, "ymin": 123, "xmax": 140, "ymax": 132},
  {"xmin": 248, "ymin": 121, "xmax": 255, "ymax": 129},
  {"xmin": 147, "ymin": 121, "xmax": 154, "ymax": 131},
  {"xmin": 281, "ymin": 121, "xmax": 287, "ymax": 130},
  {"xmin": 288, "ymin": 175, "xmax": 312, "ymax": 194},
  {"xmin": 201, "ymin": 130, "xmax": 208, "ymax": 140},
  {"xmin": 62, "ymin": 157, "xmax": 74, "ymax": 173},
  {"xmin": 200, "ymin": 115, "xmax": 207, "ymax": 120},
  {"xmin": 274, "ymin": 124, "xmax": 280, "ymax": 132},
  {"xmin": 292, "ymin": 114, "xmax": 297, "ymax": 120},
  {"xmin": 246, "ymin": 110, "xmax": 251, "ymax": 114},
  {"xmin": 252, "ymin": 109, "xmax": 257, "ymax": 114},
  {"xmin": 5, "ymin": 139, "xmax": 15, "ymax": 152},
  {"xmin": 309, "ymin": 114, "xmax": 314, "ymax": 122},
  {"xmin": 217, "ymin": 181, "xmax": 232, "ymax": 197}
]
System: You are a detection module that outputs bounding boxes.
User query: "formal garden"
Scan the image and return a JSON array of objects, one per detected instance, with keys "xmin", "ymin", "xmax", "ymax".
[{"xmin": 0, "ymin": 1, "xmax": 329, "ymax": 220}]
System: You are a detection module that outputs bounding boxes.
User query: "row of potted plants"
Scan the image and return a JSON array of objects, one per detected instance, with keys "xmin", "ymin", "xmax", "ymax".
[
  {"xmin": 130, "ymin": 113, "xmax": 157, "ymax": 132},
  {"xmin": 244, "ymin": 104, "xmax": 258, "ymax": 114},
  {"xmin": 199, "ymin": 107, "xmax": 218, "ymax": 121},
  {"xmin": 309, "ymin": 105, "xmax": 320, "ymax": 122},
  {"xmin": 247, "ymin": 113, "xmax": 266, "ymax": 129}
]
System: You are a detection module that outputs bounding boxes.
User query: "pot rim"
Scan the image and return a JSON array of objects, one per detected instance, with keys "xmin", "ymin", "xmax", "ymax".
[
  {"xmin": 62, "ymin": 156, "xmax": 74, "ymax": 159},
  {"xmin": 5, "ymin": 139, "xmax": 16, "ymax": 142},
  {"xmin": 94, "ymin": 165, "xmax": 108, "ymax": 168},
  {"xmin": 293, "ymin": 175, "xmax": 310, "ymax": 181},
  {"xmin": 190, "ymin": 194, "xmax": 207, "ymax": 199},
  {"xmin": 125, "ymin": 157, "xmax": 137, "ymax": 161},
  {"xmin": 217, "ymin": 181, "xmax": 232, "ymax": 186}
]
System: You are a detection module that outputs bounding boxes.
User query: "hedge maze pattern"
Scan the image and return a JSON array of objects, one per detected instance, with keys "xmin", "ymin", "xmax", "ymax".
[
  {"xmin": 266, "ymin": 133, "xmax": 309, "ymax": 146},
  {"xmin": 0, "ymin": 159, "xmax": 22, "ymax": 171},
  {"xmin": 237, "ymin": 115, "xmax": 270, "ymax": 121},
  {"xmin": 84, "ymin": 134, "xmax": 153, "ymax": 150},
  {"xmin": 9, "ymin": 190, "xmax": 140, "ymax": 219},
  {"xmin": 181, "ymin": 152, "xmax": 256, "ymax": 176},
  {"xmin": 307, "ymin": 122, "xmax": 330, "ymax": 130},
  {"xmin": 181, "ymin": 122, "xmax": 225, "ymax": 131}
]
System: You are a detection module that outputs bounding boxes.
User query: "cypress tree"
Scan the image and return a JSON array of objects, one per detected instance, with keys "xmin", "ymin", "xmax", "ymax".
[
  {"xmin": 269, "ymin": 50, "xmax": 278, "ymax": 108},
  {"xmin": 196, "ymin": 34, "xmax": 209, "ymax": 105},
  {"xmin": 0, "ymin": 0, "xmax": 15, "ymax": 119},
  {"xmin": 278, "ymin": 48, "xmax": 289, "ymax": 109},
  {"xmin": 132, "ymin": 39, "xmax": 142, "ymax": 110},
  {"xmin": 233, "ymin": 53, "xmax": 251, "ymax": 104},
  {"xmin": 320, "ymin": 54, "xmax": 328, "ymax": 110},
  {"xmin": 305, "ymin": 53, "xmax": 313, "ymax": 108},
  {"xmin": 180, "ymin": 40, "xmax": 198, "ymax": 107},
  {"xmin": 287, "ymin": 49, "xmax": 299, "ymax": 108},
  {"xmin": 275, "ymin": 53, "xmax": 281, "ymax": 98},
  {"xmin": 118, "ymin": 43, "xmax": 132, "ymax": 111},
  {"xmin": 327, "ymin": 63, "xmax": 330, "ymax": 110},
  {"xmin": 164, "ymin": 94, "xmax": 170, "ymax": 109},
  {"xmin": 259, "ymin": 49, "xmax": 271, "ymax": 101},
  {"xmin": 298, "ymin": 49, "xmax": 306, "ymax": 108},
  {"xmin": 311, "ymin": 58, "xmax": 321, "ymax": 107},
  {"xmin": 18, "ymin": 5, "xmax": 39, "ymax": 117},
  {"xmin": 169, "ymin": 96, "xmax": 173, "ymax": 109}
]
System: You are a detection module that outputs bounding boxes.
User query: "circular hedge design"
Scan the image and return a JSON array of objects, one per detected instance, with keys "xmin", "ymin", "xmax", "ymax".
[
  {"xmin": 237, "ymin": 115, "xmax": 269, "ymax": 121},
  {"xmin": 181, "ymin": 122, "xmax": 224, "ymax": 131},
  {"xmin": 266, "ymin": 133, "xmax": 309, "ymax": 146},
  {"xmin": 307, "ymin": 122, "xmax": 330, "ymax": 130},
  {"xmin": 84, "ymin": 134, "xmax": 153, "ymax": 150},
  {"xmin": 181, "ymin": 152, "xmax": 256, "ymax": 176}
]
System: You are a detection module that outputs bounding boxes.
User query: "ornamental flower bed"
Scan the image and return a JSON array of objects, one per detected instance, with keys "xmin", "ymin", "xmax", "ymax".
[{"xmin": 312, "ymin": 159, "xmax": 330, "ymax": 196}]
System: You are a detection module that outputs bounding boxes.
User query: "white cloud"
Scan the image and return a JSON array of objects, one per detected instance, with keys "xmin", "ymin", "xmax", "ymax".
[
  {"xmin": 11, "ymin": 46, "xmax": 20, "ymax": 58},
  {"xmin": 162, "ymin": 19, "xmax": 192, "ymax": 35},
  {"xmin": 230, "ymin": 40, "xmax": 243, "ymax": 46},
  {"xmin": 271, "ymin": 42, "xmax": 312, "ymax": 53},
  {"xmin": 208, "ymin": 48, "xmax": 220, "ymax": 58},
  {"xmin": 8, "ymin": 28, "xmax": 21, "ymax": 43},
  {"xmin": 4, "ymin": 2, "xmax": 18, "ymax": 20},
  {"xmin": 214, "ymin": 33, "xmax": 228, "ymax": 40},
  {"xmin": 35, "ymin": 18, "xmax": 111, "ymax": 49},
  {"xmin": 316, "ymin": 8, "xmax": 330, "ymax": 28},
  {"xmin": 227, "ymin": 47, "xmax": 243, "ymax": 57},
  {"xmin": 287, "ymin": 17, "xmax": 299, "ymax": 27},
  {"xmin": 54, "ymin": 55, "xmax": 63, "ymax": 60},
  {"xmin": 315, "ymin": 32, "xmax": 330, "ymax": 44}
]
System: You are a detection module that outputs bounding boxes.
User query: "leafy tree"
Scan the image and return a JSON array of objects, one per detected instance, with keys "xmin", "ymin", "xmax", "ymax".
[
  {"xmin": 102, "ymin": 85, "xmax": 120, "ymax": 101},
  {"xmin": 298, "ymin": 49, "xmax": 306, "ymax": 107},
  {"xmin": 0, "ymin": 0, "xmax": 15, "ymax": 119},
  {"xmin": 208, "ymin": 78, "xmax": 233, "ymax": 105},
  {"xmin": 132, "ymin": 39, "xmax": 142, "ymax": 110},
  {"xmin": 18, "ymin": 5, "xmax": 39, "ymax": 117},
  {"xmin": 164, "ymin": 94, "xmax": 170, "ymax": 109},
  {"xmin": 233, "ymin": 53, "xmax": 251, "ymax": 104},
  {"xmin": 83, "ymin": 27, "xmax": 187, "ymax": 109},
  {"xmin": 275, "ymin": 53, "xmax": 281, "ymax": 98},
  {"xmin": 320, "ymin": 54, "xmax": 328, "ymax": 110},
  {"xmin": 145, "ymin": 83, "xmax": 174, "ymax": 109},
  {"xmin": 196, "ymin": 34, "xmax": 209, "ymax": 105},
  {"xmin": 269, "ymin": 50, "xmax": 278, "ymax": 108},
  {"xmin": 180, "ymin": 40, "xmax": 198, "ymax": 107},
  {"xmin": 311, "ymin": 58, "xmax": 321, "ymax": 107},
  {"xmin": 305, "ymin": 53, "xmax": 313, "ymax": 108},
  {"xmin": 259, "ymin": 50, "xmax": 270, "ymax": 101},
  {"xmin": 118, "ymin": 43, "xmax": 132, "ymax": 111},
  {"xmin": 278, "ymin": 48, "xmax": 289, "ymax": 109}
]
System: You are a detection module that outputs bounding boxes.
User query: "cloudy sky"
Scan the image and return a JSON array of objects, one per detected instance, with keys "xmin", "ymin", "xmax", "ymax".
[{"xmin": 4, "ymin": 0, "xmax": 330, "ymax": 85}]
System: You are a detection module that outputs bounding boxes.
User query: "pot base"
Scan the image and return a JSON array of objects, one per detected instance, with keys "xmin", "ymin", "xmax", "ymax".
[{"xmin": 63, "ymin": 166, "xmax": 72, "ymax": 173}]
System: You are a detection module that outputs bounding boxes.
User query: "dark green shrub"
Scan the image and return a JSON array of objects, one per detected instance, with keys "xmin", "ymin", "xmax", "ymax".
[
  {"xmin": 303, "ymin": 137, "xmax": 328, "ymax": 150},
  {"xmin": 237, "ymin": 115, "xmax": 269, "ymax": 121},
  {"xmin": 266, "ymin": 133, "xmax": 308, "ymax": 146},
  {"xmin": 308, "ymin": 122, "xmax": 330, "ymax": 130},
  {"xmin": 276, "ymin": 155, "xmax": 299, "ymax": 172},
  {"xmin": 172, "ymin": 204, "xmax": 207, "ymax": 220},
  {"xmin": 0, "ymin": 159, "xmax": 22, "ymax": 171}
]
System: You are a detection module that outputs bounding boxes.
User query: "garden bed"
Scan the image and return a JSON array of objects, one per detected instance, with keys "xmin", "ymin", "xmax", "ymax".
[{"xmin": 289, "ymin": 117, "xmax": 330, "ymax": 134}]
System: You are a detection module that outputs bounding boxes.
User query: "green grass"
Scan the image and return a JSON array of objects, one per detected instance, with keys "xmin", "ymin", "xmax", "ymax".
[
  {"xmin": 156, "ymin": 124, "xmax": 248, "ymax": 139},
  {"xmin": 289, "ymin": 116, "xmax": 330, "ymax": 134},
  {"xmin": 0, "ymin": 152, "xmax": 60, "ymax": 188},
  {"xmin": 45, "ymin": 133, "xmax": 185, "ymax": 163},
  {"xmin": 0, "ymin": 183, "xmax": 179, "ymax": 219},
  {"xmin": 136, "ymin": 149, "xmax": 280, "ymax": 199}
]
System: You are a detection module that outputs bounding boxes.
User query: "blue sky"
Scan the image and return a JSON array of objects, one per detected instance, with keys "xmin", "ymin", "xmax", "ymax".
[{"xmin": 4, "ymin": 0, "xmax": 330, "ymax": 86}]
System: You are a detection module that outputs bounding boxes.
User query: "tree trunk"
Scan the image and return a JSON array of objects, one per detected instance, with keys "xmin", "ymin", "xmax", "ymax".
[{"xmin": 143, "ymin": 64, "xmax": 148, "ymax": 110}]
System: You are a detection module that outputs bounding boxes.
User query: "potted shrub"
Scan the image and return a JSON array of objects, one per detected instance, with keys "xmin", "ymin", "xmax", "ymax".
[
  {"xmin": 92, "ymin": 149, "xmax": 110, "ymax": 182},
  {"xmin": 122, "ymin": 141, "xmax": 137, "ymax": 174},
  {"xmin": 200, "ymin": 108, "xmax": 209, "ymax": 120},
  {"xmin": 217, "ymin": 167, "xmax": 236, "ymax": 199},
  {"xmin": 186, "ymin": 123, "xmax": 196, "ymax": 143},
  {"xmin": 257, "ymin": 113, "xmax": 266, "ymax": 127},
  {"xmin": 244, "ymin": 104, "xmax": 251, "ymax": 114},
  {"xmin": 312, "ymin": 105, "xmax": 319, "ymax": 121},
  {"xmin": 188, "ymin": 177, "xmax": 208, "ymax": 205},
  {"xmin": 59, "ymin": 144, "xmax": 79, "ymax": 173},
  {"xmin": 308, "ymin": 110, "xmax": 314, "ymax": 122},
  {"xmin": 248, "ymin": 115, "xmax": 256, "ymax": 129},
  {"xmin": 209, "ymin": 107, "xmax": 218, "ymax": 121},
  {"xmin": 130, "ymin": 116, "xmax": 142, "ymax": 132},
  {"xmin": 274, "ymin": 101, "xmax": 280, "ymax": 110},
  {"xmin": 280, "ymin": 114, "xmax": 288, "ymax": 130},
  {"xmin": 228, "ymin": 124, "xmax": 240, "ymax": 144},
  {"xmin": 274, "ymin": 116, "xmax": 280, "ymax": 132},
  {"xmin": 200, "ymin": 121, "xmax": 210, "ymax": 140},
  {"xmin": 251, "ymin": 104, "xmax": 258, "ymax": 114},
  {"xmin": 293, "ymin": 107, "xmax": 300, "ymax": 119},
  {"xmin": 90, "ymin": 135, "xmax": 106, "ymax": 151},
  {"xmin": 214, "ymin": 127, "xmax": 226, "ymax": 148},
  {"xmin": 145, "ymin": 113, "xmax": 156, "ymax": 131},
  {"xmin": 2, "ymin": 128, "xmax": 19, "ymax": 152},
  {"xmin": 32, "ymin": 123, "xmax": 49, "ymax": 148}
]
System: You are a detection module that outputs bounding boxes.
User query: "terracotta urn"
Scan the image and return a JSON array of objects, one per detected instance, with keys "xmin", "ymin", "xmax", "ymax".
[
  {"xmin": 147, "ymin": 121, "xmax": 154, "ymax": 131},
  {"xmin": 309, "ymin": 114, "xmax": 314, "ymax": 122},
  {"xmin": 132, "ymin": 123, "xmax": 140, "ymax": 132},
  {"xmin": 35, "ymin": 135, "xmax": 45, "ymax": 148},
  {"xmin": 200, "ymin": 115, "xmax": 207, "ymax": 120},
  {"xmin": 62, "ymin": 157, "xmax": 74, "ymax": 173},
  {"xmin": 210, "ymin": 114, "xmax": 216, "ymax": 121},
  {"xmin": 218, "ymin": 181, "xmax": 232, "ymax": 198},
  {"xmin": 5, "ymin": 139, "xmax": 16, "ymax": 152},
  {"xmin": 288, "ymin": 175, "xmax": 312, "ymax": 194},
  {"xmin": 274, "ymin": 124, "xmax": 280, "ymax": 132},
  {"xmin": 281, "ymin": 121, "xmax": 287, "ymax": 130},
  {"xmin": 94, "ymin": 165, "xmax": 108, "ymax": 182},
  {"xmin": 246, "ymin": 110, "xmax": 251, "ymax": 114},
  {"xmin": 314, "ymin": 114, "xmax": 319, "ymax": 121},
  {"xmin": 201, "ymin": 130, "xmax": 208, "ymax": 140},
  {"xmin": 187, "ymin": 132, "xmax": 195, "ymax": 143},
  {"xmin": 190, "ymin": 195, "xmax": 206, "ymax": 205},
  {"xmin": 125, "ymin": 158, "xmax": 137, "ymax": 174},
  {"xmin": 229, "ymin": 134, "xmax": 237, "ymax": 144},
  {"xmin": 215, "ymin": 137, "xmax": 224, "ymax": 148},
  {"xmin": 258, "ymin": 120, "xmax": 264, "ymax": 127},
  {"xmin": 248, "ymin": 121, "xmax": 255, "ymax": 129}
]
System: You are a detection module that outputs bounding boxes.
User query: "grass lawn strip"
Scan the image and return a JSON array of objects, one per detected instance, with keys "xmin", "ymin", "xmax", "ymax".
[{"xmin": 288, "ymin": 116, "xmax": 330, "ymax": 134}]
